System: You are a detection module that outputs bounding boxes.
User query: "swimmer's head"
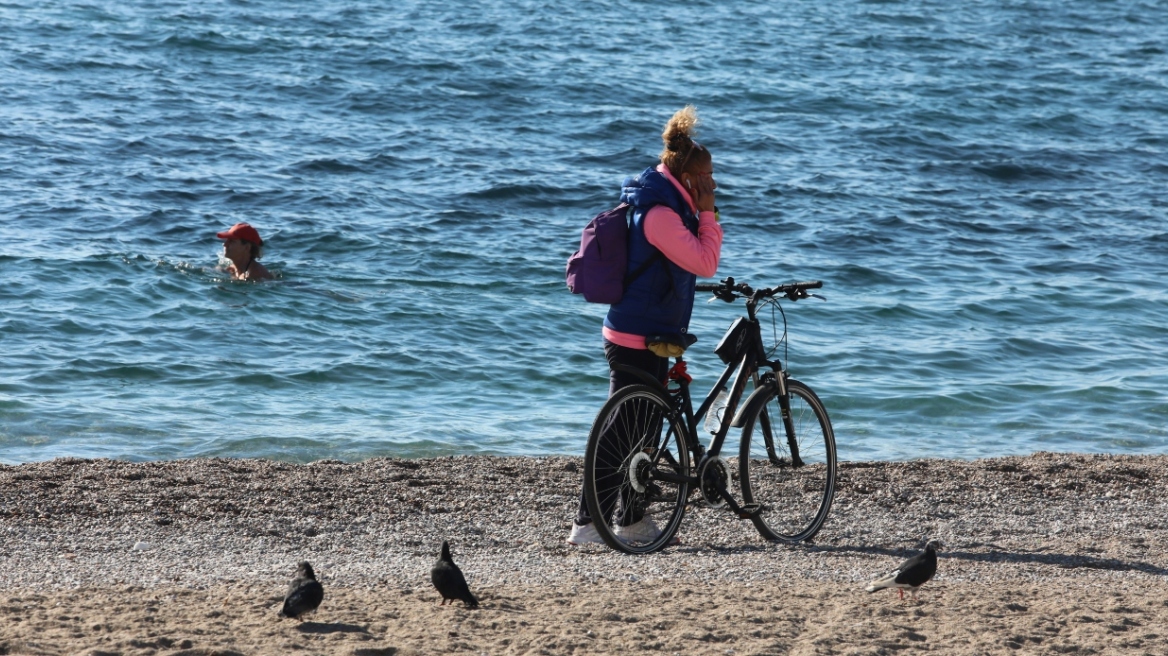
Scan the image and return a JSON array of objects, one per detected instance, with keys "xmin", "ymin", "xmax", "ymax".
[{"xmin": 217, "ymin": 222, "xmax": 264, "ymax": 259}]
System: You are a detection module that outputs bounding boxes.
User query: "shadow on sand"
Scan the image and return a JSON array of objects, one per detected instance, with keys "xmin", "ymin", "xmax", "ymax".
[
  {"xmin": 806, "ymin": 543, "xmax": 1168, "ymax": 577},
  {"xmin": 673, "ymin": 541, "xmax": 1168, "ymax": 577},
  {"xmin": 295, "ymin": 621, "xmax": 370, "ymax": 634}
]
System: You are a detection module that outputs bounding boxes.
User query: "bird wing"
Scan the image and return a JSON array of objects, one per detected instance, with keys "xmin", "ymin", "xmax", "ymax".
[
  {"xmin": 432, "ymin": 562, "xmax": 460, "ymax": 598},
  {"xmin": 453, "ymin": 569, "xmax": 478, "ymax": 607},
  {"xmin": 866, "ymin": 545, "xmax": 939, "ymax": 592},
  {"xmin": 433, "ymin": 562, "xmax": 477, "ymax": 605},
  {"xmin": 443, "ymin": 560, "xmax": 477, "ymax": 606},
  {"xmin": 286, "ymin": 576, "xmax": 306, "ymax": 598},
  {"xmin": 281, "ymin": 579, "xmax": 324, "ymax": 617},
  {"xmin": 867, "ymin": 551, "xmax": 923, "ymax": 591},
  {"xmin": 895, "ymin": 553, "xmax": 937, "ymax": 587},
  {"xmin": 866, "ymin": 568, "xmax": 907, "ymax": 592}
]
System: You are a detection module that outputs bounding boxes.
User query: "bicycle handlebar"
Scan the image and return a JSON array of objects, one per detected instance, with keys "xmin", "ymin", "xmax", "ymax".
[{"xmin": 695, "ymin": 277, "xmax": 824, "ymax": 303}]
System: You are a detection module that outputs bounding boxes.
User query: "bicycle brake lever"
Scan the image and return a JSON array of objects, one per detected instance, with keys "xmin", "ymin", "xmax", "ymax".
[{"xmin": 786, "ymin": 290, "xmax": 826, "ymax": 302}]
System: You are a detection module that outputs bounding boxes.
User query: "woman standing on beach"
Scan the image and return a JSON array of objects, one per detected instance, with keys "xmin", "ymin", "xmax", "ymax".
[
  {"xmin": 217, "ymin": 222, "xmax": 273, "ymax": 281},
  {"xmin": 568, "ymin": 106, "xmax": 723, "ymax": 546}
]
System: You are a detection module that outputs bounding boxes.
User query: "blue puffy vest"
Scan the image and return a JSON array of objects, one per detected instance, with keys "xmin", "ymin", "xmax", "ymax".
[{"xmin": 604, "ymin": 167, "xmax": 700, "ymax": 341}]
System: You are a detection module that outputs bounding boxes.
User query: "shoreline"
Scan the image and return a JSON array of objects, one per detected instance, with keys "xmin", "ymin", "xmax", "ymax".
[{"xmin": 3, "ymin": 452, "xmax": 1167, "ymax": 654}]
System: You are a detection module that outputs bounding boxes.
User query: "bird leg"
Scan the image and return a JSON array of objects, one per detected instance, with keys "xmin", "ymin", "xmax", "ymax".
[{"xmin": 897, "ymin": 589, "xmax": 904, "ymax": 600}]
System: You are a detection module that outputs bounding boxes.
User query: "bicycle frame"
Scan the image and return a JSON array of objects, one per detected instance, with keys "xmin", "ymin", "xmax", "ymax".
[
  {"xmin": 582, "ymin": 277, "xmax": 830, "ymax": 552},
  {"xmin": 584, "ymin": 275, "xmax": 831, "ymax": 550},
  {"xmin": 675, "ymin": 291, "xmax": 786, "ymax": 464},
  {"xmin": 611, "ymin": 294, "xmax": 798, "ymax": 521},
  {"xmin": 606, "ymin": 279, "xmax": 820, "ymax": 515}
]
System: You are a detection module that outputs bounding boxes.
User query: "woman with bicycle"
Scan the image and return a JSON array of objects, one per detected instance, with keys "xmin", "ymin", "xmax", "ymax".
[{"xmin": 568, "ymin": 106, "xmax": 723, "ymax": 546}]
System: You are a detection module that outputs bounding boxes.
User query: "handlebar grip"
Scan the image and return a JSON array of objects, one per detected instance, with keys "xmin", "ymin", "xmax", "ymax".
[
  {"xmin": 694, "ymin": 283, "xmax": 720, "ymax": 292},
  {"xmin": 793, "ymin": 280, "xmax": 823, "ymax": 290}
]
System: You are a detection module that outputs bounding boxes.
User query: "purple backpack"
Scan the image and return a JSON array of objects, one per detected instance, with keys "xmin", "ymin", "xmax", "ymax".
[{"xmin": 565, "ymin": 203, "xmax": 661, "ymax": 304}]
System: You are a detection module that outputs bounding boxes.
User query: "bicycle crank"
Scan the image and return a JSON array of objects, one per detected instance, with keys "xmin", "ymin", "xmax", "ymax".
[
  {"xmin": 700, "ymin": 456, "xmax": 765, "ymax": 519},
  {"xmin": 698, "ymin": 457, "xmax": 729, "ymax": 508}
]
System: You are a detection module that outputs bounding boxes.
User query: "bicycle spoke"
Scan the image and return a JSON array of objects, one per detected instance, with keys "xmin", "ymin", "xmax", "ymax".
[
  {"xmin": 584, "ymin": 385, "xmax": 691, "ymax": 554},
  {"xmin": 740, "ymin": 379, "xmax": 835, "ymax": 542}
]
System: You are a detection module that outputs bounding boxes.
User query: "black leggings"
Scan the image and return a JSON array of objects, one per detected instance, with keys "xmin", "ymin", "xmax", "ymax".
[{"xmin": 575, "ymin": 340, "xmax": 669, "ymax": 526}]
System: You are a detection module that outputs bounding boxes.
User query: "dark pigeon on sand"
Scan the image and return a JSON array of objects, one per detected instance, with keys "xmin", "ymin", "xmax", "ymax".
[
  {"xmin": 431, "ymin": 540, "xmax": 478, "ymax": 608},
  {"xmin": 279, "ymin": 561, "xmax": 324, "ymax": 620},
  {"xmin": 866, "ymin": 540, "xmax": 942, "ymax": 601}
]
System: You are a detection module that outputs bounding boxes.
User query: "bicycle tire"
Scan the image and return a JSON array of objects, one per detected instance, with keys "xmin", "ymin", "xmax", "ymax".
[
  {"xmin": 583, "ymin": 384, "xmax": 691, "ymax": 554},
  {"xmin": 738, "ymin": 378, "xmax": 836, "ymax": 543}
]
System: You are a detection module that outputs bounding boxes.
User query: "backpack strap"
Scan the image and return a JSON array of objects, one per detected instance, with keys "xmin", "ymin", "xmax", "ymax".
[{"xmin": 622, "ymin": 250, "xmax": 664, "ymax": 289}]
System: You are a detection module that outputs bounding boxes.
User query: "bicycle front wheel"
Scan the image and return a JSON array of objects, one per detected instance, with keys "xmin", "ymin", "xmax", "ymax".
[
  {"xmin": 583, "ymin": 384, "xmax": 691, "ymax": 554},
  {"xmin": 739, "ymin": 378, "xmax": 836, "ymax": 543}
]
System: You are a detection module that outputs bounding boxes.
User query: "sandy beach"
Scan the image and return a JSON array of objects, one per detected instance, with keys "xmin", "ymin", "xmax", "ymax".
[{"xmin": 2, "ymin": 452, "xmax": 1166, "ymax": 655}]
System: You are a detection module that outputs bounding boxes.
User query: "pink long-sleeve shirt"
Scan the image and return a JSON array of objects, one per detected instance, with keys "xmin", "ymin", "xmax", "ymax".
[{"xmin": 603, "ymin": 164, "xmax": 724, "ymax": 349}]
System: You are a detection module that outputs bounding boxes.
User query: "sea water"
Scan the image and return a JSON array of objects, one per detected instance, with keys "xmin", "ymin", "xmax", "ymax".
[{"xmin": 1, "ymin": 0, "xmax": 1166, "ymax": 464}]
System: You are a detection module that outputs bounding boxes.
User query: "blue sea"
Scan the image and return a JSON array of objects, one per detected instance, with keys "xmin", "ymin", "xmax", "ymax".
[{"xmin": 1, "ymin": 0, "xmax": 1166, "ymax": 464}]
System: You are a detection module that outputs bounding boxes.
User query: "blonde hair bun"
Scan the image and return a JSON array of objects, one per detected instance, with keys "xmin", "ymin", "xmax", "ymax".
[
  {"xmin": 659, "ymin": 106, "xmax": 709, "ymax": 178},
  {"xmin": 661, "ymin": 105, "xmax": 699, "ymax": 155}
]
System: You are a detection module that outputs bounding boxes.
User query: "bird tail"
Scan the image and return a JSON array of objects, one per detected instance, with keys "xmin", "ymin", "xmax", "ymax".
[{"xmin": 865, "ymin": 574, "xmax": 896, "ymax": 593}]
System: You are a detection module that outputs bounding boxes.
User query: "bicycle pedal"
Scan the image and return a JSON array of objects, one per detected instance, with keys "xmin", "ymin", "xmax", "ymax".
[{"xmin": 737, "ymin": 503, "xmax": 763, "ymax": 519}]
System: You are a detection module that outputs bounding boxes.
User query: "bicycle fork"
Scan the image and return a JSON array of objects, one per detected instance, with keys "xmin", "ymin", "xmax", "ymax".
[{"xmin": 754, "ymin": 371, "xmax": 804, "ymax": 468}]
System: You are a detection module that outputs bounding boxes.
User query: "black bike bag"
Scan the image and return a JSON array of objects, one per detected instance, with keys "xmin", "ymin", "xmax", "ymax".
[{"xmin": 714, "ymin": 317, "xmax": 751, "ymax": 364}]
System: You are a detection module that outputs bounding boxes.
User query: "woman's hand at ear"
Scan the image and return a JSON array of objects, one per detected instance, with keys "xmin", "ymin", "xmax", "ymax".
[{"xmin": 691, "ymin": 174, "xmax": 716, "ymax": 214}]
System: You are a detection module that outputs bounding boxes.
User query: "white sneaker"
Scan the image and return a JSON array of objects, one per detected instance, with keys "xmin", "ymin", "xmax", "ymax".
[
  {"xmin": 614, "ymin": 517, "xmax": 680, "ymax": 545},
  {"xmin": 566, "ymin": 521, "xmax": 604, "ymax": 545}
]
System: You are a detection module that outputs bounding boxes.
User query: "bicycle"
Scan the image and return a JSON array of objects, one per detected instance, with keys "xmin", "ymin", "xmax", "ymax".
[{"xmin": 583, "ymin": 277, "xmax": 837, "ymax": 554}]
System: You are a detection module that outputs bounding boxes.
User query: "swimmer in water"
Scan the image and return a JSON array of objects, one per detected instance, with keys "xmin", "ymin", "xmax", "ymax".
[{"xmin": 217, "ymin": 222, "xmax": 273, "ymax": 281}]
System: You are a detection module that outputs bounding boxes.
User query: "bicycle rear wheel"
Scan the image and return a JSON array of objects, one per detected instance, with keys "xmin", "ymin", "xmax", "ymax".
[
  {"xmin": 583, "ymin": 384, "xmax": 691, "ymax": 554},
  {"xmin": 739, "ymin": 378, "xmax": 836, "ymax": 542}
]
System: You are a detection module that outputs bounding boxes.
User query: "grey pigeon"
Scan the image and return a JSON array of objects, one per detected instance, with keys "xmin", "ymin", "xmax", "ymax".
[
  {"xmin": 430, "ymin": 540, "xmax": 478, "ymax": 608},
  {"xmin": 866, "ymin": 540, "xmax": 942, "ymax": 601},
  {"xmin": 278, "ymin": 561, "xmax": 324, "ymax": 620}
]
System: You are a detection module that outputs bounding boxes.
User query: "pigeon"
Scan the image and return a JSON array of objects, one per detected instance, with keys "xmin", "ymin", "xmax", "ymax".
[
  {"xmin": 866, "ymin": 540, "xmax": 942, "ymax": 601},
  {"xmin": 278, "ymin": 561, "xmax": 324, "ymax": 620},
  {"xmin": 430, "ymin": 540, "xmax": 478, "ymax": 608}
]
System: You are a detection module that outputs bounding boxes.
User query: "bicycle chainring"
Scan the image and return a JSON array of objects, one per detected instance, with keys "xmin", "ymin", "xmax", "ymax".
[{"xmin": 699, "ymin": 456, "xmax": 729, "ymax": 508}]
